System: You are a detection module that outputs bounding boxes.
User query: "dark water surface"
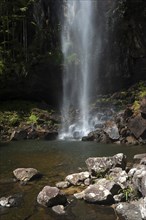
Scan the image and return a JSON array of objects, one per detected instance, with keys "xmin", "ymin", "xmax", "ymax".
[{"xmin": 0, "ymin": 140, "xmax": 146, "ymax": 220}]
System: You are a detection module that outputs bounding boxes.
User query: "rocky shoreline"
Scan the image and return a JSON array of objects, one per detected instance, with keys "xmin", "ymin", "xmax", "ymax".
[
  {"xmin": 0, "ymin": 153, "xmax": 146, "ymax": 219},
  {"xmin": 0, "ymin": 81, "xmax": 146, "ymax": 145}
]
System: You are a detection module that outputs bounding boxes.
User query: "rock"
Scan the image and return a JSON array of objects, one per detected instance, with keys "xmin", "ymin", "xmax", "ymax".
[
  {"xmin": 138, "ymin": 197, "xmax": 146, "ymax": 220},
  {"xmin": 0, "ymin": 194, "xmax": 22, "ymax": 207},
  {"xmin": 65, "ymin": 171, "xmax": 90, "ymax": 186},
  {"xmin": 116, "ymin": 202, "xmax": 143, "ymax": 220},
  {"xmin": 123, "ymin": 107, "xmax": 133, "ymax": 120},
  {"xmin": 114, "ymin": 193, "xmax": 124, "ymax": 203},
  {"xmin": 103, "ymin": 120, "xmax": 120, "ymax": 140},
  {"xmin": 132, "ymin": 165, "xmax": 146, "ymax": 197},
  {"xmin": 84, "ymin": 184, "xmax": 114, "ymax": 205},
  {"xmin": 13, "ymin": 168, "xmax": 40, "ymax": 182},
  {"xmin": 134, "ymin": 153, "xmax": 146, "ymax": 161},
  {"xmin": 74, "ymin": 191, "xmax": 85, "ymax": 199},
  {"xmin": 56, "ymin": 181, "xmax": 70, "ymax": 189},
  {"xmin": 140, "ymin": 98, "xmax": 146, "ymax": 115},
  {"xmin": 140, "ymin": 157, "xmax": 146, "ymax": 165},
  {"xmin": 125, "ymin": 136, "xmax": 138, "ymax": 145},
  {"xmin": 52, "ymin": 205, "xmax": 65, "ymax": 215},
  {"xmin": 37, "ymin": 186, "xmax": 67, "ymax": 207},
  {"xmin": 108, "ymin": 167, "xmax": 128, "ymax": 186},
  {"xmin": 84, "ymin": 178, "xmax": 91, "ymax": 186},
  {"xmin": 128, "ymin": 115, "xmax": 146, "ymax": 138},
  {"xmin": 99, "ymin": 132, "xmax": 111, "ymax": 144},
  {"xmin": 44, "ymin": 132, "xmax": 58, "ymax": 140},
  {"xmin": 85, "ymin": 153, "xmax": 126, "ymax": 176},
  {"xmin": 94, "ymin": 178, "xmax": 121, "ymax": 196},
  {"xmin": 10, "ymin": 129, "xmax": 27, "ymax": 141}
]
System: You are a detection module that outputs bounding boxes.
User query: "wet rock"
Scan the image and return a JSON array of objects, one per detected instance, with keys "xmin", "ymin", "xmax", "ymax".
[
  {"xmin": 10, "ymin": 129, "xmax": 27, "ymax": 140},
  {"xmin": 85, "ymin": 153, "xmax": 126, "ymax": 176},
  {"xmin": 128, "ymin": 115, "xmax": 146, "ymax": 138},
  {"xmin": 52, "ymin": 205, "xmax": 66, "ymax": 215},
  {"xmin": 56, "ymin": 181, "xmax": 70, "ymax": 189},
  {"xmin": 99, "ymin": 132, "xmax": 111, "ymax": 144},
  {"xmin": 84, "ymin": 185, "xmax": 114, "ymax": 205},
  {"xmin": 103, "ymin": 120, "xmax": 120, "ymax": 140},
  {"xmin": 116, "ymin": 202, "xmax": 143, "ymax": 220},
  {"xmin": 44, "ymin": 131, "xmax": 58, "ymax": 140},
  {"xmin": 65, "ymin": 171, "xmax": 90, "ymax": 186},
  {"xmin": 37, "ymin": 186, "xmax": 67, "ymax": 207},
  {"xmin": 13, "ymin": 168, "xmax": 40, "ymax": 182},
  {"xmin": 0, "ymin": 194, "xmax": 22, "ymax": 207}
]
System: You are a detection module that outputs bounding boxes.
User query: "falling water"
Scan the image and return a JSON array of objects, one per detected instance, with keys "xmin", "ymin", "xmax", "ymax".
[{"xmin": 60, "ymin": 0, "xmax": 97, "ymax": 139}]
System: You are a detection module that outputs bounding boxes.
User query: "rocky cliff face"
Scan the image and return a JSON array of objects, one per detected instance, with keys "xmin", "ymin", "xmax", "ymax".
[
  {"xmin": 97, "ymin": 0, "xmax": 146, "ymax": 93},
  {"xmin": 0, "ymin": 0, "xmax": 146, "ymax": 106}
]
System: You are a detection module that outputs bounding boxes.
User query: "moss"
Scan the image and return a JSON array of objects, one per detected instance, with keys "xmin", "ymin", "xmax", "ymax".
[
  {"xmin": 132, "ymin": 100, "xmax": 140, "ymax": 112},
  {"xmin": 139, "ymin": 89, "xmax": 146, "ymax": 98}
]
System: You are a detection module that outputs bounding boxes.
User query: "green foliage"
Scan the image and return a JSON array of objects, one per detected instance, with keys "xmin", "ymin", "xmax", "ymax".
[
  {"xmin": 132, "ymin": 100, "xmax": 140, "ymax": 112},
  {"xmin": 119, "ymin": 186, "xmax": 134, "ymax": 201},
  {"xmin": 28, "ymin": 113, "xmax": 38, "ymax": 124},
  {"xmin": 9, "ymin": 113, "xmax": 20, "ymax": 126}
]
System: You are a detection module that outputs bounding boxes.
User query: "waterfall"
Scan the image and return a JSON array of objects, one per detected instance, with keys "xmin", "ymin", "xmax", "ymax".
[{"xmin": 60, "ymin": 0, "xmax": 98, "ymax": 140}]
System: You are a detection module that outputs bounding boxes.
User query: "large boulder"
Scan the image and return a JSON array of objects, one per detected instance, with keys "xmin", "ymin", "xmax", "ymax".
[
  {"xmin": 85, "ymin": 153, "xmax": 126, "ymax": 176},
  {"xmin": 103, "ymin": 120, "xmax": 120, "ymax": 140},
  {"xmin": 13, "ymin": 168, "xmax": 40, "ymax": 182},
  {"xmin": 37, "ymin": 186, "xmax": 67, "ymax": 207},
  {"xmin": 116, "ymin": 202, "xmax": 143, "ymax": 220},
  {"xmin": 131, "ymin": 165, "xmax": 146, "ymax": 197},
  {"xmin": 108, "ymin": 167, "xmax": 128, "ymax": 187},
  {"xmin": 93, "ymin": 178, "xmax": 121, "ymax": 196},
  {"xmin": 83, "ymin": 184, "xmax": 114, "ymax": 205},
  {"xmin": 128, "ymin": 114, "xmax": 146, "ymax": 138},
  {"xmin": 65, "ymin": 172, "xmax": 90, "ymax": 186}
]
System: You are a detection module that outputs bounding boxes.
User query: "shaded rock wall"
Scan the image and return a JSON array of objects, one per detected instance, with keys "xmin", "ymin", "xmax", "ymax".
[{"xmin": 96, "ymin": 0, "xmax": 146, "ymax": 94}]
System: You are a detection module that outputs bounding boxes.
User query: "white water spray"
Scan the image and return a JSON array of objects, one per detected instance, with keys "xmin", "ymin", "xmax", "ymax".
[{"xmin": 60, "ymin": 0, "xmax": 97, "ymax": 139}]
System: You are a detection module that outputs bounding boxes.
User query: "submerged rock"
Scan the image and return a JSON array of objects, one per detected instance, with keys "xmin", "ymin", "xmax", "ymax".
[
  {"xmin": 13, "ymin": 168, "xmax": 41, "ymax": 182},
  {"xmin": 0, "ymin": 194, "xmax": 22, "ymax": 208},
  {"xmin": 37, "ymin": 186, "xmax": 67, "ymax": 207}
]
